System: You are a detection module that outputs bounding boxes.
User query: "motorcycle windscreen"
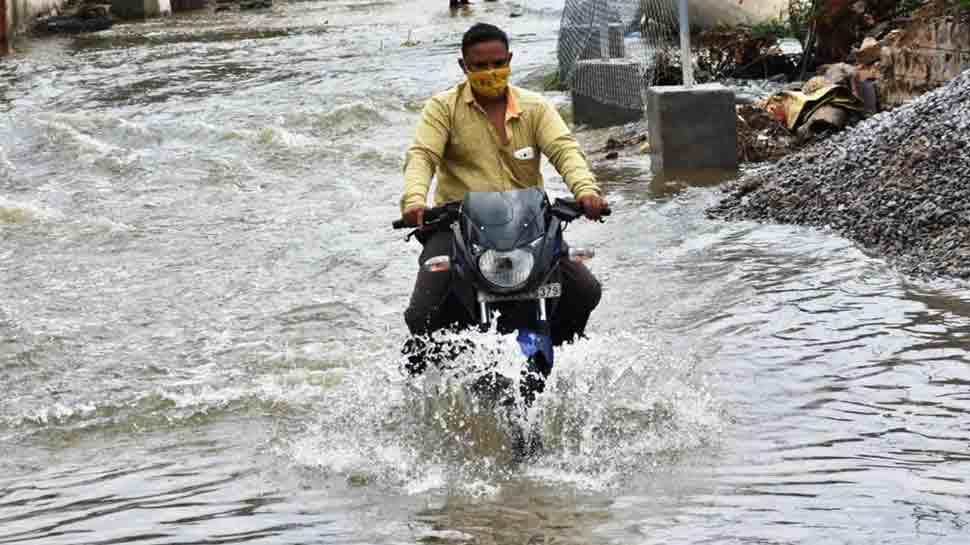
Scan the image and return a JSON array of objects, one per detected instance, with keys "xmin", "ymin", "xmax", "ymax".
[{"xmin": 462, "ymin": 187, "xmax": 546, "ymax": 252}]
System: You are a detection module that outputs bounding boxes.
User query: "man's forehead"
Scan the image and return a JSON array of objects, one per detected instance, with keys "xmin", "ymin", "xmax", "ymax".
[{"xmin": 464, "ymin": 40, "xmax": 509, "ymax": 58}]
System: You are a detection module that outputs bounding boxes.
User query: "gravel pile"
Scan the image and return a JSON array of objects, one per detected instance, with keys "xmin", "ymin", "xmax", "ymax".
[{"xmin": 708, "ymin": 68, "xmax": 970, "ymax": 279}]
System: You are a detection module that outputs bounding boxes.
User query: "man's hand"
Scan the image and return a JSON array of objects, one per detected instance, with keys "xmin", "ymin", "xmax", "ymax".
[
  {"xmin": 579, "ymin": 194, "xmax": 608, "ymax": 221},
  {"xmin": 403, "ymin": 205, "xmax": 429, "ymax": 227}
]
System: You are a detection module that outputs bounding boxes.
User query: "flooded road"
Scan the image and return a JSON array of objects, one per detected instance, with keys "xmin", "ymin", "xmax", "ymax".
[{"xmin": 2, "ymin": 1, "xmax": 970, "ymax": 543}]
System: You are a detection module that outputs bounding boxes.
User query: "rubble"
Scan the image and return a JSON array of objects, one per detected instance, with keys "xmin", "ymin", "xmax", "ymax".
[
  {"xmin": 600, "ymin": 1, "xmax": 969, "ymax": 167},
  {"xmin": 809, "ymin": 0, "xmax": 970, "ymax": 108},
  {"xmin": 854, "ymin": 36, "xmax": 881, "ymax": 65},
  {"xmin": 709, "ymin": 68, "xmax": 970, "ymax": 279},
  {"xmin": 690, "ymin": 1, "xmax": 970, "ymax": 110},
  {"xmin": 736, "ymin": 104, "xmax": 798, "ymax": 163},
  {"xmin": 593, "ymin": 131, "xmax": 648, "ymax": 161}
]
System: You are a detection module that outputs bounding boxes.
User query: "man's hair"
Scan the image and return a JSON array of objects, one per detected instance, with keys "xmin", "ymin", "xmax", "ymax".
[{"xmin": 461, "ymin": 23, "xmax": 509, "ymax": 56}]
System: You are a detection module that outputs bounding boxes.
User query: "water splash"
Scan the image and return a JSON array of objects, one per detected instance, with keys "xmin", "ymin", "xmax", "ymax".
[{"xmin": 282, "ymin": 328, "xmax": 723, "ymax": 495}]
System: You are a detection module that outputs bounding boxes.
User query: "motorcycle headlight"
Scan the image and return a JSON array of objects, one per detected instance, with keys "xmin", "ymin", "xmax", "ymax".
[{"xmin": 478, "ymin": 248, "xmax": 534, "ymax": 289}]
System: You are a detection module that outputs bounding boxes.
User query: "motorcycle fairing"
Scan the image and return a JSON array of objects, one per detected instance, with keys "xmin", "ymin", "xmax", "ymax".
[
  {"xmin": 460, "ymin": 187, "xmax": 563, "ymax": 295},
  {"xmin": 461, "ymin": 187, "xmax": 546, "ymax": 252},
  {"xmin": 516, "ymin": 329, "xmax": 554, "ymax": 373}
]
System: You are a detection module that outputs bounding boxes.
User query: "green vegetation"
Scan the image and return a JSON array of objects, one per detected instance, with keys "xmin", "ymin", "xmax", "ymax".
[
  {"xmin": 543, "ymin": 70, "xmax": 568, "ymax": 91},
  {"xmin": 750, "ymin": 20, "xmax": 789, "ymax": 40},
  {"xmin": 898, "ymin": 0, "xmax": 924, "ymax": 14},
  {"xmin": 786, "ymin": 0, "xmax": 815, "ymax": 40},
  {"xmin": 751, "ymin": 0, "xmax": 815, "ymax": 41}
]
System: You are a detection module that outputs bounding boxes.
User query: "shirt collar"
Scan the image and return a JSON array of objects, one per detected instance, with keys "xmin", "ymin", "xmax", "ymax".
[
  {"xmin": 506, "ymin": 87, "xmax": 522, "ymax": 119},
  {"xmin": 461, "ymin": 82, "xmax": 522, "ymax": 120}
]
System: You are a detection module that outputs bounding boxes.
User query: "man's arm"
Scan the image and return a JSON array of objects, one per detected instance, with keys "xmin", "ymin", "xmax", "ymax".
[
  {"xmin": 401, "ymin": 96, "xmax": 452, "ymax": 215},
  {"xmin": 534, "ymin": 100, "xmax": 601, "ymax": 201}
]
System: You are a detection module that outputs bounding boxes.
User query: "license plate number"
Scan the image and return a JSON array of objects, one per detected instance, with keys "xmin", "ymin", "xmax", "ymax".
[{"xmin": 477, "ymin": 283, "xmax": 561, "ymax": 303}]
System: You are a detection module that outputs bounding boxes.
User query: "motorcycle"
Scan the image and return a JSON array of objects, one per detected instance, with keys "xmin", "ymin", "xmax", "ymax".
[{"xmin": 393, "ymin": 187, "xmax": 608, "ymax": 408}]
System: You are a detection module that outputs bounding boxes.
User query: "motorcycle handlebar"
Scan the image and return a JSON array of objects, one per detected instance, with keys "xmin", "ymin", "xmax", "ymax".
[
  {"xmin": 551, "ymin": 199, "xmax": 612, "ymax": 220},
  {"xmin": 391, "ymin": 205, "xmax": 455, "ymax": 230},
  {"xmin": 392, "ymin": 200, "xmax": 611, "ymax": 229}
]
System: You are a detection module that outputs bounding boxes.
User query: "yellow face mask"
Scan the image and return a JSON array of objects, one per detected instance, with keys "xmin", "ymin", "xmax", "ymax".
[{"xmin": 467, "ymin": 66, "xmax": 511, "ymax": 99}]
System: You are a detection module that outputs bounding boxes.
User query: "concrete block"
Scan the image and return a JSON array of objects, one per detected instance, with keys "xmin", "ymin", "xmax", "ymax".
[
  {"xmin": 112, "ymin": 0, "xmax": 170, "ymax": 19},
  {"xmin": 571, "ymin": 59, "xmax": 644, "ymax": 128},
  {"xmin": 646, "ymin": 83, "xmax": 738, "ymax": 173}
]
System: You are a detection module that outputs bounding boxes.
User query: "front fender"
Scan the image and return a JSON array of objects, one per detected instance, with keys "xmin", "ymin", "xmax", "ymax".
[{"xmin": 516, "ymin": 329, "xmax": 554, "ymax": 376}]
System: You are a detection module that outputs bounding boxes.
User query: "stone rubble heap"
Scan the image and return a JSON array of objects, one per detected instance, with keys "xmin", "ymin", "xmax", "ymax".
[{"xmin": 709, "ymin": 68, "xmax": 970, "ymax": 279}]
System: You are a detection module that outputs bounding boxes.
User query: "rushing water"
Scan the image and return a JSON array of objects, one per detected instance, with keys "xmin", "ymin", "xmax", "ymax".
[{"xmin": 2, "ymin": 2, "xmax": 970, "ymax": 543}]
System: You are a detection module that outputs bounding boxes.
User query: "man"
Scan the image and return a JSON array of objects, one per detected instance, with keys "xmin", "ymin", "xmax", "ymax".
[{"xmin": 401, "ymin": 22, "xmax": 607, "ymax": 346}]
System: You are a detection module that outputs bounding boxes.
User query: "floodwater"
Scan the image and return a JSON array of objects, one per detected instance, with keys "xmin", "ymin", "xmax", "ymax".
[{"xmin": 2, "ymin": 1, "xmax": 969, "ymax": 543}]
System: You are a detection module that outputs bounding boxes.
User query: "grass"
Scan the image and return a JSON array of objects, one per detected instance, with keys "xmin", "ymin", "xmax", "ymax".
[
  {"xmin": 751, "ymin": 20, "xmax": 789, "ymax": 40},
  {"xmin": 750, "ymin": 0, "xmax": 815, "ymax": 41},
  {"xmin": 542, "ymin": 70, "xmax": 567, "ymax": 91}
]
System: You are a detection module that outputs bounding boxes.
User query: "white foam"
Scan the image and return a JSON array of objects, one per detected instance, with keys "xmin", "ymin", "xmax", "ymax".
[
  {"xmin": 0, "ymin": 143, "xmax": 15, "ymax": 176},
  {"xmin": 0, "ymin": 196, "xmax": 61, "ymax": 224},
  {"xmin": 309, "ymin": 100, "xmax": 388, "ymax": 135},
  {"xmin": 281, "ymin": 327, "xmax": 724, "ymax": 495}
]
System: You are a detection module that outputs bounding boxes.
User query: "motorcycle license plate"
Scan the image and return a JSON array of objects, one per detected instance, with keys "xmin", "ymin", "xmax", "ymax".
[{"xmin": 477, "ymin": 283, "xmax": 561, "ymax": 303}]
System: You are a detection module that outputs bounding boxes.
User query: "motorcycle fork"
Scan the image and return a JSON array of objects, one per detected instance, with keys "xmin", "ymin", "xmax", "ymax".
[{"xmin": 477, "ymin": 298, "xmax": 549, "ymax": 331}]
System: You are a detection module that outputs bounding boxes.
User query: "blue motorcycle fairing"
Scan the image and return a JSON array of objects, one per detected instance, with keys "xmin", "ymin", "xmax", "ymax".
[{"xmin": 516, "ymin": 329, "xmax": 554, "ymax": 375}]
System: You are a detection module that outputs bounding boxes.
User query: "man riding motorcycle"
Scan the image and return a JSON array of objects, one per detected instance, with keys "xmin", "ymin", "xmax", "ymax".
[{"xmin": 401, "ymin": 22, "xmax": 608, "ymax": 347}]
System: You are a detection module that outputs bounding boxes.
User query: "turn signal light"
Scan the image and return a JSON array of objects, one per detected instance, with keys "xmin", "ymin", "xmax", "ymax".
[{"xmin": 568, "ymin": 248, "xmax": 595, "ymax": 263}]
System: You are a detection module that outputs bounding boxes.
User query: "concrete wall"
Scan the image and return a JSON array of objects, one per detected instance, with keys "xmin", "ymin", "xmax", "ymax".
[
  {"xmin": 0, "ymin": 0, "xmax": 175, "ymax": 53},
  {"xmin": 3, "ymin": 0, "xmax": 64, "ymax": 53},
  {"xmin": 879, "ymin": 18, "xmax": 970, "ymax": 107}
]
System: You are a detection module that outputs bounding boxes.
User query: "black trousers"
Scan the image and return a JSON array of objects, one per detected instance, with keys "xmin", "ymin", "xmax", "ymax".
[{"xmin": 405, "ymin": 231, "xmax": 601, "ymax": 346}]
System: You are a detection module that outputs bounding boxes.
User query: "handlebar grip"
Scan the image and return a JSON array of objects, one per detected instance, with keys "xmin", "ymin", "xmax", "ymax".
[{"xmin": 393, "ymin": 205, "xmax": 449, "ymax": 230}]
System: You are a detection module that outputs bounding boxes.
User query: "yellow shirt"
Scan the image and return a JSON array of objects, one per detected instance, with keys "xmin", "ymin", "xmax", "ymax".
[{"xmin": 401, "ymin": 82, "xmax": 601, "ymax": 212}]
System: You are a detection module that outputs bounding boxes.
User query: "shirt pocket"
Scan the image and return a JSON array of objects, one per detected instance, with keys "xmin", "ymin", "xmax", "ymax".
[{"xmin": 502, "ymin": 123, "xmax": 541, "ymax": 184}]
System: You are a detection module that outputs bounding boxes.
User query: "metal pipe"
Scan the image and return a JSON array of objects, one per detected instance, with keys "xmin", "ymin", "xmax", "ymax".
[
  {"xmin": 678, "ymin": 0, "xmax": 694, "ymax": 87},
  {"xmin": 599, "ymin": 22, "xmax": 608, "ymax": 59},
  {"xmin": 799, "ymin": 0, "xmax": 821, "ymax": 82},
  {"xmin": 479, "ymin": 301, "xmax": 489, "ymax": 325}
]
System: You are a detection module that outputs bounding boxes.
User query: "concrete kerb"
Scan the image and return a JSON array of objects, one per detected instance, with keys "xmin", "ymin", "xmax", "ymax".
[{"xmin": 646, "ymin": 83, "xmax": 738, "ymax": 174}]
